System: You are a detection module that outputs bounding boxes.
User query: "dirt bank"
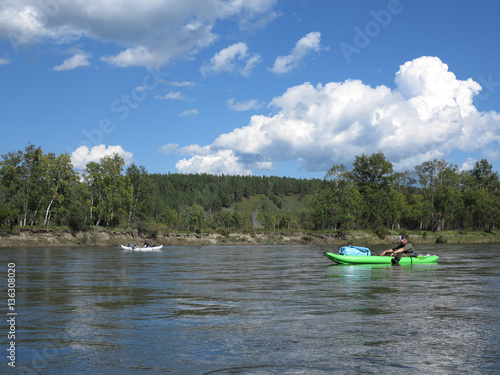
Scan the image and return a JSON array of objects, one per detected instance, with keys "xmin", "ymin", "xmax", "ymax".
[{"xmin": 0, "ymin": 227, "xmax": 499, "ymax": 248}]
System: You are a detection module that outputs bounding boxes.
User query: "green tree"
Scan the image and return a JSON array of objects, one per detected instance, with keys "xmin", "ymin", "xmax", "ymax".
[
  {"xmin": 214, "ymin": 210, "xmax": 233, "ymax": 230},
  {"xmin": 414, "ymin": 159, "xmax": 449, "ymax": 229},
  {"xmin": 462, "ymin": 159, "xmax": 500, "ymax": 230},
  {"xmin": 157, "ymin": 205, "xmax": 180, "ymax": 229},
  {"xmin": 350, "ymin": 152, "xmax": 394, "ymax": 228},
  {"xmin": 0, "ymin": 201, "xmax": 15, "ymax": 233},
  {"xmin": 231, "ymin": 210, "xmax": 245, "ymax": 229},
  {"xmin": 186, "ymin": 204, "xmax": 205, "ymax": 232},
  {"xmin": 469, "ymin": 159, "xmax": 499, "ymax": 191},
  {"xmin": 83, "ymin": 154, "xmax": 132, "ymax": 227},
  {"xmin": 126, "ymin": 164, "xmax": 154, "ymax": 227},
  {"xmin": 0, "ymin": 150, "xmax": 23, "ymax": 224},
  {"xmin": 309, "ymin": 188, "xmax": 337, "ymax": 230},
  {"xmin": 66, "ymin": 182, "xmax": 91, "ymax": 231},
  {"xmin": 324, "ymin": 163, "xmax": 362, "ymax": 230},
  {"xmin": 21, "ymin": 145, "xmax": 47, "ymax": 225},
  {"xmin": 402, "ymin": 193, "xmax": 426, "ymax": 229},
  {"xmin": 384, "ymin": 189, "xmax": 406, "ymax": 230},
  {"xmin": 277, "ymin": 212, "xmax": 298, "ymax": 230},
  {"xmin": 0, "ymin": 145, "xmax": 49, "ymax": 226},
  {"xmin": 42, "ymin": 153, "xmax": 78, "ymax": 226},
  {"xmin": 350, "ymin": 152, "xmax": 394, "ymax": 192},
  {"xmin": 433, "ymin": 164, "xmax": 462, "ymax": 230}
]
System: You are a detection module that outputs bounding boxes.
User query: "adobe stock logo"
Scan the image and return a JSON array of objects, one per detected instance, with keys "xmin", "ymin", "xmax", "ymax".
[
  {"xmin": 8, "ymin": 0, "xmax": 70, "ymax": 53},
  {"xmin": 339, "ymin": 0, "xmax": 410, "ymax": 63},
  {"xmin": 474, "ymin": 74, "xmax": 500, "ymax": 106},
  {"xmin": 65, "ymin": 68, "xmax": 169, "ymax": 156}
]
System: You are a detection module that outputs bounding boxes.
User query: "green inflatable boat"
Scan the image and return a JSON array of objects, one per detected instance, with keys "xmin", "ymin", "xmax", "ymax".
[{"xmin": 324, "ymin": 252, "xmax": 439, "ymax": 265}]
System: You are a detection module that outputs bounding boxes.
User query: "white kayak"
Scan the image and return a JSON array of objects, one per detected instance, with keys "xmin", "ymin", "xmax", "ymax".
[{"xmin": 121, "ymin": 245, "xmax": 163, "ymax": 251}]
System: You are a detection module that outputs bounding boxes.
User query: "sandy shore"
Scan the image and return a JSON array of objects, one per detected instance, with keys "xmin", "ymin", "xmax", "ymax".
[{"xmin": 0, "ymin": 227, "xmax": 499, "ymax": 248}]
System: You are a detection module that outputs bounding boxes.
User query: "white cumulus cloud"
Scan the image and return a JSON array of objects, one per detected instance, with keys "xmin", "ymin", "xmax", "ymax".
[
  {"xmin": 179, "ymin": 109, "xmax": 199, "ymax": 116},
  {"xmin": 0, "ymin": 0, "xmax": 277, "ymax": 68},
  {"xmin": 53, "ymin": 50, "xmax": 91, "ymax": 71},
  {"xmin": 158, "ymin": 143, "xmax": 179, "ymax": 154},
  {"xmin": 176, "ymin": 150, "xmax": 251, "ymax": 175},
  {"xmin": 155, "ymin": 91, "xmax": 187, "ymax": 100},
  {"xmin": 201, "ymin": 42, "xmax": 262, "ymax": 76},
  {"xmin": 71, "ymin": 144, "xmax": 133, "ymax": 170},
  {"xmin": 173, "ymin": 56, "xmax": 500, "ymax": 175},
  {"xmin": 270, "ymin": 31, "xmax": 323, "ymax": 74},
  {"xmin": 227, "ymin": 98, "xmax": 262, "ymax": 111}
]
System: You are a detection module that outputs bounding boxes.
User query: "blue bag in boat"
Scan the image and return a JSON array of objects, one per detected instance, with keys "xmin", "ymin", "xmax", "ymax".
[{"xmin": 339, "ymin": 245, "xmax": 371, "ymax": 256}]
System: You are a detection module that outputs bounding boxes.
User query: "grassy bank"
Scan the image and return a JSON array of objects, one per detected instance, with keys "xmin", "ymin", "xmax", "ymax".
[{"xmin": 0, "ymin": 227, "xmax": 499, "ymax": 248}]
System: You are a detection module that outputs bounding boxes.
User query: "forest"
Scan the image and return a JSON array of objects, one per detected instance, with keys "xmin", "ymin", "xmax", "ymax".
[{"xmin": 0, "ymin": 144, "xmax": 499, "ymax": 236}]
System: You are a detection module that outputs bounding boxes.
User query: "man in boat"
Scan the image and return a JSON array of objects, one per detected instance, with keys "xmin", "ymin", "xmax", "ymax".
[{"xmin": 380, "ymin": 235, "xmax": 415, "ymax": 261}]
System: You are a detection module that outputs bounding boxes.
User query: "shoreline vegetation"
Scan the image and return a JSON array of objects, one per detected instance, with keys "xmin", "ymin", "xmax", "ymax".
[
  {"xmin": 2, "ymin": 146, "xmax": 499, "ymax": 247},
  {"xmin": 1, "ymin": 227, "xmax": 499, "ymax": 248}
]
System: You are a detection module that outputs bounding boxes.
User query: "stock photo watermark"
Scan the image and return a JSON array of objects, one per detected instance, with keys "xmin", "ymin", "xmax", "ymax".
[
  {"xmin": 1, "ymin": 266, "xmax": 124, "ymax": 374},
  {"xmin": 339, "ymin": 0, "xmax": 412, "ymax": 63},
  {"xmin": 474, "ymin": 74, "xmax": 500, "ymax": 105},
  {"xmin": 4, "ymin": 0, "xmax": 169, "ymax": 157},
  {"xmin": 8, "ymin": 0, "xmax": 70, "ymax": 54},
  {"xmin": 6, "ymin": 263, "xmax": 16, "ymax": 368},
  {"xmin": 65, "ymin": 68, "xmax": 169, "ymax": 155}
]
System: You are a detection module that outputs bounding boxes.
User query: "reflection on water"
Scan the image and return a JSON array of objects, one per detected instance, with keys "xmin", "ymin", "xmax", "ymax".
[{"xmin": 1, "ymin": 244, "xmax": 499, "ymax": 374}]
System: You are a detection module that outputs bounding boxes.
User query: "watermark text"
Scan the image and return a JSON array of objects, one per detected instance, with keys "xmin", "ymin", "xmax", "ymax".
[{"xmin": 7, "ymin": 263, "xmax": 16, "ymax": 368}]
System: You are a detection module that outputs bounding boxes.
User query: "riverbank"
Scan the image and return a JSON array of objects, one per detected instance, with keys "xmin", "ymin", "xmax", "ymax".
[{"xmin": 0, "ymin": 227, "xmax": 499, "ymax": 248}]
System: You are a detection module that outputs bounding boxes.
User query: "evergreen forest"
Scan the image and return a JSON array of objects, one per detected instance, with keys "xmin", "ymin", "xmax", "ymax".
[{"xmin": 1, "ymin": 144, "xmax": 499, "ymax": 235}]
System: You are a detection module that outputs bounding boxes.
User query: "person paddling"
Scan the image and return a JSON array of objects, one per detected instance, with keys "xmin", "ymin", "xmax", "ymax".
[{"xmin": 380, "ymin": 235, "xmax": 415, "ymax": 264}]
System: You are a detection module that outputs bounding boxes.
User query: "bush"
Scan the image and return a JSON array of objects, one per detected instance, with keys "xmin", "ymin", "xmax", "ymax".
[
  {"xmin": 373, "ymin": 226, "xmax": 390, "ymax": 239},
  {"xmin": 435, "ymin": 235, "xmax": 448, "ymax": 244},
  {"xmin": 0, "ymin": 204, "xmax": 16, "ymax": 234},
  {"xmin": 134, "ymin": 221, "xmax": 158, "ymax": 239},
  {"xmin": 67, "ymin": 205, "xmax": 89, "ymax": 232},
  {"xmin": 334, "ymin": 230, "xmax": 348, "ymax": 240},
  {"xmin": 216, "ymin": 228, "xmax": 230, "ymax": 237},
  {"xmin": 77, "ymin": 232, "xmax": 98, "ymax": 246}
]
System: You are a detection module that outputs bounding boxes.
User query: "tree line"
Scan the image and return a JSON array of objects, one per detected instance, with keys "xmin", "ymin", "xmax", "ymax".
[{"xmin": 0, "ymin": 145, "xmax": 499, "ymax": 235}]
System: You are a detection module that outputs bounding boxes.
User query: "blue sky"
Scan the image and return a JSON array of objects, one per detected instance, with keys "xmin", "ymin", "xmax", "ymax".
[{"xmin": 1, "ymin": 0, "xmax": 500, "ymax": 178}]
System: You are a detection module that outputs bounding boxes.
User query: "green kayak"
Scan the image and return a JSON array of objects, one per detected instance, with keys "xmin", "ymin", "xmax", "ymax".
[{"xmin": 324, "ymin": 252, "xmax": 439, "ymax": 265}]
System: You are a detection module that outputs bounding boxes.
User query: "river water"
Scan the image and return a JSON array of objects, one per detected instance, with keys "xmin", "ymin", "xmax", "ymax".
[{"xmin": 1, "ymin": 243, "xmax": 499, "ymax": 374}]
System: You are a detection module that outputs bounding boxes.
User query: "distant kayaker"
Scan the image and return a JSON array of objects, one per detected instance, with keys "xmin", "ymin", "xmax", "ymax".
[
  {"xmin": 380, "ymin": 235, "xmax": 415, "ymax": 263},
  {"xmin": 142, "ymin": 241, "xmax": 149, "ymax": 247}
]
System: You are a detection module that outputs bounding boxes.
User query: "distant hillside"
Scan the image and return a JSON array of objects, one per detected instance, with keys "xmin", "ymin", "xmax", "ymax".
[{"xmin": 1, "ymin": 145, "xmax": 499, "ymax": 234}]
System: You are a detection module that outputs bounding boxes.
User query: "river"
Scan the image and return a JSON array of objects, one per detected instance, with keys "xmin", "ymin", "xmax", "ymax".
[{"xmin": 1, "ymin": 243, "xmax": 499, "ymax": 374}]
